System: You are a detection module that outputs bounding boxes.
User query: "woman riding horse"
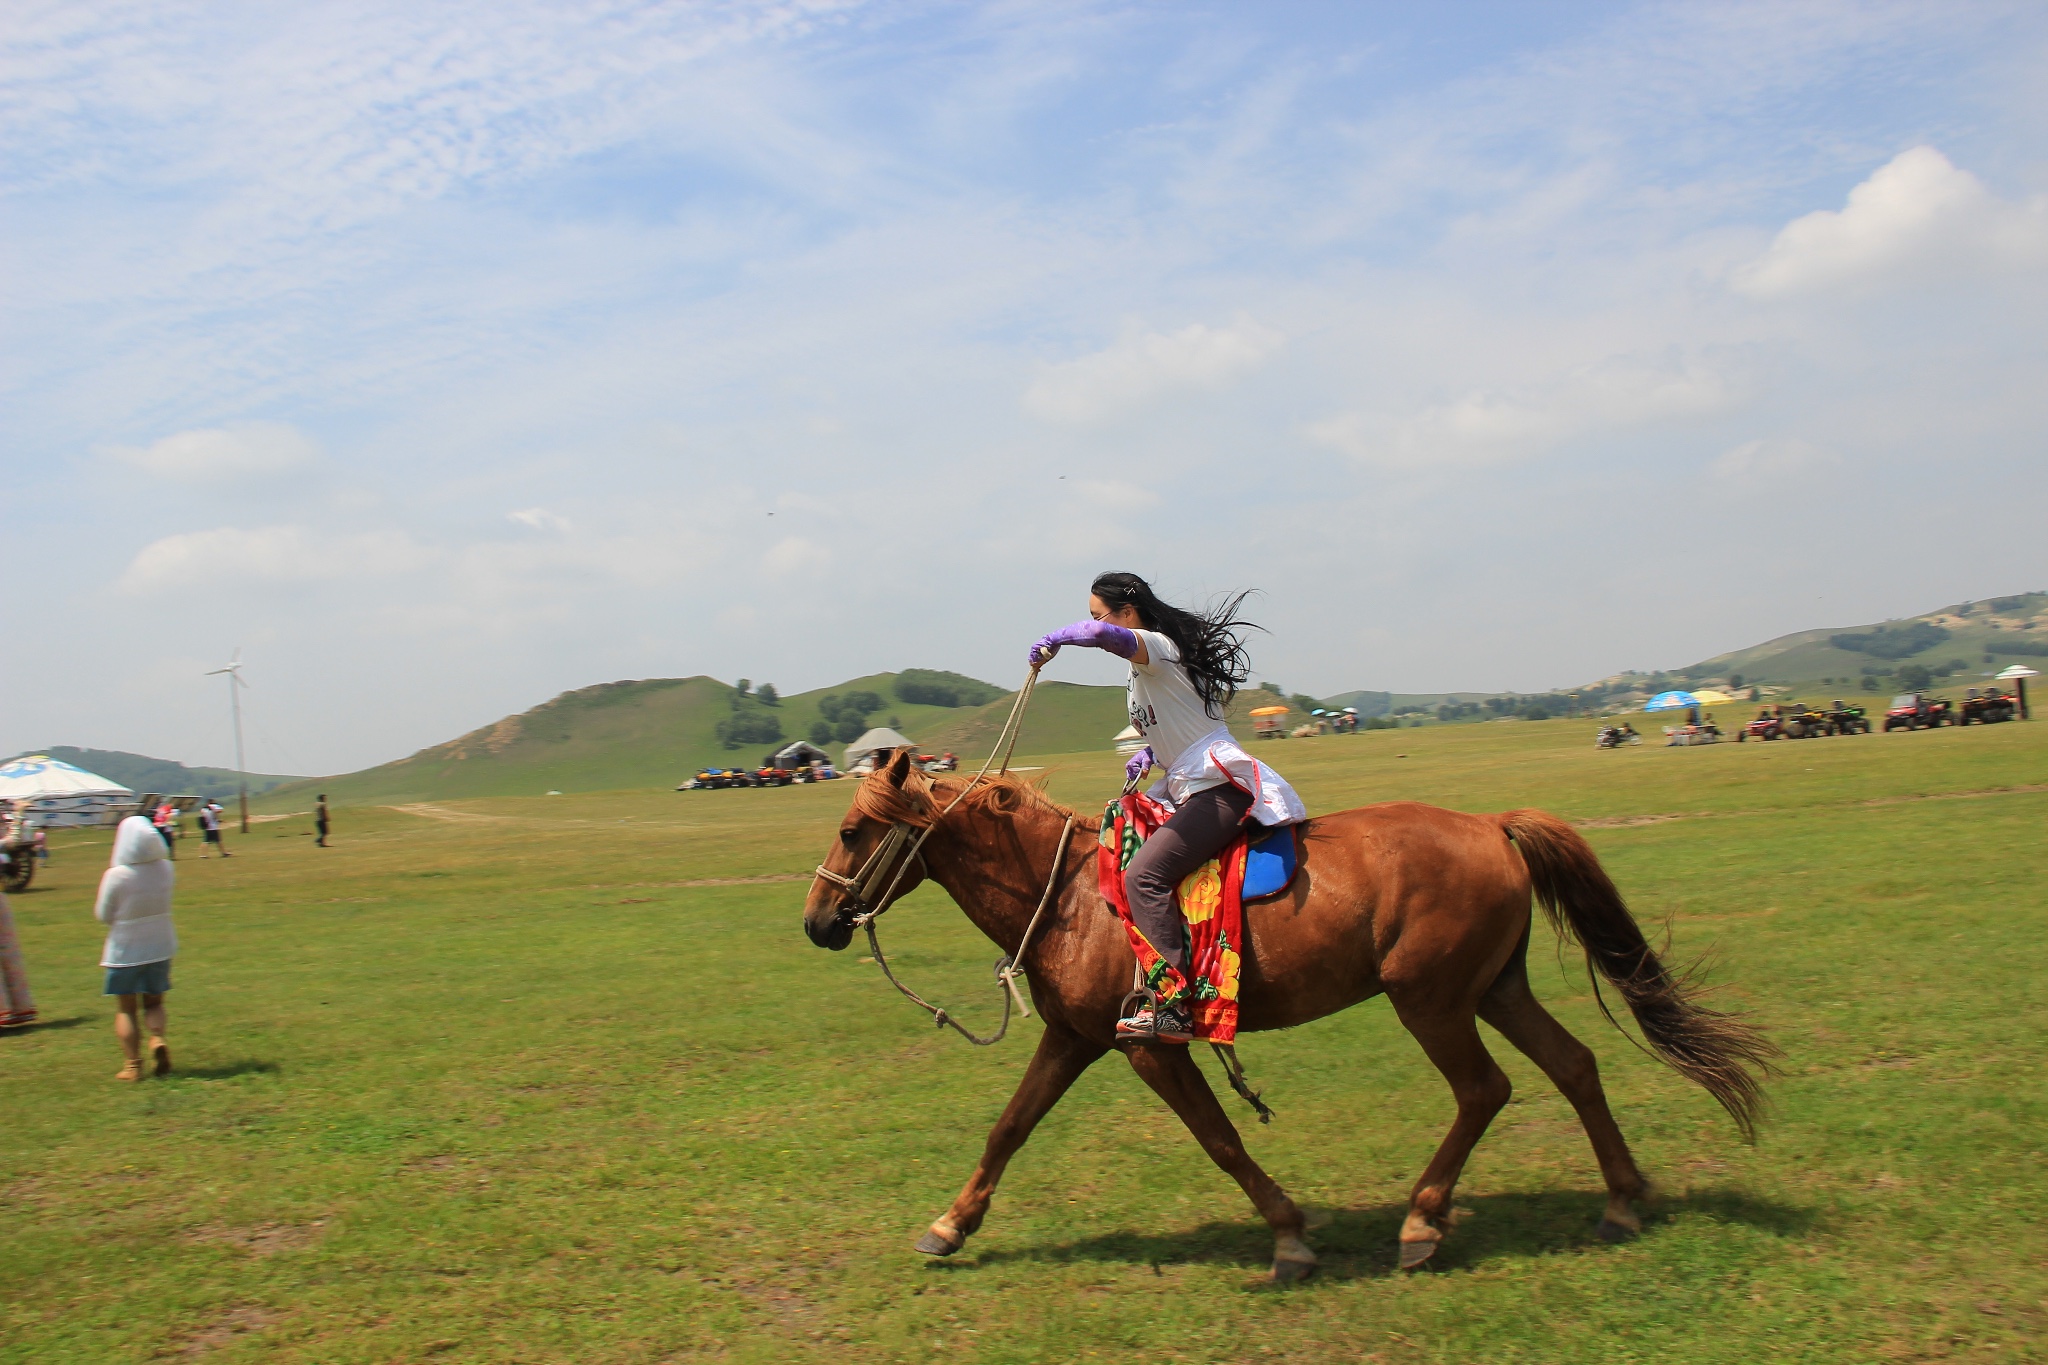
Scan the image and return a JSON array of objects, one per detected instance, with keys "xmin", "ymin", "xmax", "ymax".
[{"xmin": 1029, "ymin": 572, "xmax": 1303, "ymax": 1043}]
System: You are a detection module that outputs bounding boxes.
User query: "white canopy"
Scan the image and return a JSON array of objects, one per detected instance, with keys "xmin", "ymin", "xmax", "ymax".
[
  {"xmin": 1995, "ymin": 664, "xmax": 2040, "ymax": 680},
  {"xmin": 1113, "ymin": 724, "xmax": 1146, "ymax": 755},
  {"xmin": 843, "ymin": 727, "xmax": 917, "ymax": 768},
  {"xmin": 0, "ymin": 755, "xmax": 132, "ymax": 800}
]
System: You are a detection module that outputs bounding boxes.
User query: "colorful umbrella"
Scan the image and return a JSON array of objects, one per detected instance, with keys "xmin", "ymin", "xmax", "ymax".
[{"xmin": 1644, "ymin": 690, "xmax": 1701, "ymax": 712}]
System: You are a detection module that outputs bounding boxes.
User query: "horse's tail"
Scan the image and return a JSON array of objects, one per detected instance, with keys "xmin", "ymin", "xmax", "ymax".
[{"xmin": 1501, "ymin": 809, "xmax": 1779, "ymax": 1142}]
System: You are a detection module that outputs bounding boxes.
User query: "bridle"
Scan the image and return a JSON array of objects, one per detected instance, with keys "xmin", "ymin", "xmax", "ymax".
[
  {"xmin": 812, "ymin": 820, "xmax": 927, "ymax": 926},
  {"xmin": 807, "ymin": 667, "xmax": 1073, "ymax": 1046}
]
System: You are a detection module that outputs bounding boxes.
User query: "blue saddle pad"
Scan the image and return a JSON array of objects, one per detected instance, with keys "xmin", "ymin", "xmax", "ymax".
[{"xmin": 1243, "ymin": 824, "xmax": 1298, "ymax": 900}]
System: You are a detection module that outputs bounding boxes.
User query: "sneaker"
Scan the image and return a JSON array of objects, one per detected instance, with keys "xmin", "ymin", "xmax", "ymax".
[{"xmin": 1115, "ymin": 1003, "xmax": 1193, "ymax": 1044}]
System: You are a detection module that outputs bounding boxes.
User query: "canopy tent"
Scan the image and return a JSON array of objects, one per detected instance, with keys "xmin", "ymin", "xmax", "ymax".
[
  {"xmin": 843, "ymin": 727, "xmax": 917, "ymax": 771},
  {"xmin": 1112, "ymin": 725, "xmax": 1146, "ymax": 756},
  {"xmin": 1690, "ymin": 689, "xmax": 1740, "ymax": 706},
  {"xmin": 1995, "ymin": 664, "xmax": 2037, "ymax": 719},
  {"xmin": 765, "ymin": 741, "xmax": 833, "ymax": 770},
  {"xmin": 0, "ymin": 755, "xmax": 134, "ymax": 828},
  {"xmin": 1643, "ymin": 690, "xmax": 1701, "ymax": 712}
]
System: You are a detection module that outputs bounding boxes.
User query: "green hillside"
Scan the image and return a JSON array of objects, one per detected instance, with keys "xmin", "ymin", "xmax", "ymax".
[
  {"xmin": 260, "ymin": 671, "xmax": 1085, "ymax": 806},
  {"xmin": 1677, "ymin": 591, "xmax": 2048, "ymax": 695},
  {"xmin": 3, "ymin": 746, "xmax": 301, "ymax": 801}
]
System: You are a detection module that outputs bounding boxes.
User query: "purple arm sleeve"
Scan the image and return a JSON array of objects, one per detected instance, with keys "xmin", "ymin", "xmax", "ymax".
[
  {"xmin": 1028, "ymin": 619, "xmax": 1140, "ymax": 666},
  {"xmin": 1124, "ymin": 745, "xmax": 1155, "ymax": 786}
]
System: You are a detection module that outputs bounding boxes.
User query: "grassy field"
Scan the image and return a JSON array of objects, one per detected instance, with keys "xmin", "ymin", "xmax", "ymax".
[{"xmin": 4, "ymin": 717, "xmax": 2046, "ymax": 1362}]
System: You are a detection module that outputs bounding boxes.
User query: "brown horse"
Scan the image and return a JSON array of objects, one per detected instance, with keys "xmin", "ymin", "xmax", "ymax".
[{"xmin": 803, "ymin": 751, "xmax": 1776, "ymax": 1279}]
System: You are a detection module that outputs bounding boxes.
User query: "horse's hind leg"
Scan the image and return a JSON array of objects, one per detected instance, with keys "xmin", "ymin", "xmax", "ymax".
[
  {"xmin": 916, "ymin": 1022, "xmax": 1106, "ymax": 1257},
  {"xmin": 1479, "ymin": 963, "xmax": 1650, "ymax": 1241},
  {"xmin": 1388, "ymin": 1002, "xmax": 1514, "ymax": 1270},
  {"xmin": 1122, "ymin": 1045, "xmax": 1317, "ymax": 1282}
]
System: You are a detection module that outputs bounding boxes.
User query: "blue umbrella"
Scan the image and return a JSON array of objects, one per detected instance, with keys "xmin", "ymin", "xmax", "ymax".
[{"xmin": 1644, "ymin": 690, "xmax": 1701, "ymax": 712}]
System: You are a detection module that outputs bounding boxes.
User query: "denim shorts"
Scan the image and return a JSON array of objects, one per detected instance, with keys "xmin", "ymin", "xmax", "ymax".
[{"xmin": 104, "ymin": 960, "xmax": 172, "ymax": 996}]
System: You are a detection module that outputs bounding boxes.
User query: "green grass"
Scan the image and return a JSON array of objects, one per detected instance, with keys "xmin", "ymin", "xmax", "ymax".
[{"xmin": 5, "ymin": 719, "xmax": 2046, "ymax": 1362}]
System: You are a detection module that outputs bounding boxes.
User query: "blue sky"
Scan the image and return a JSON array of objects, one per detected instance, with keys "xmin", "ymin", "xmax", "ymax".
[{"xmin": 3, "ymin": 0, "xmax": 2045, "ymax": 775}]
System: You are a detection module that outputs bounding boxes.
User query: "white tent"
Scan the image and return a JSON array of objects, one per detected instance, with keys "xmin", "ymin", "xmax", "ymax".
[
  {"xmin": 1113, "ymin": 724, "xmax": 1146, "ymax": 755},
  {"xmin": 0, "ymin": 755, "xmax": 134, "ymax": 828},
  {"xmin": 843, "ymin": 727, "xmax": 917, "ymax": 771}
]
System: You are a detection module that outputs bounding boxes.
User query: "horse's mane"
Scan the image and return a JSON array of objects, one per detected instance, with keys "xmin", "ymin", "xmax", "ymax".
[{"xmin": 851, "ymin": 761, "xmax": 1090, "ymax": 832}]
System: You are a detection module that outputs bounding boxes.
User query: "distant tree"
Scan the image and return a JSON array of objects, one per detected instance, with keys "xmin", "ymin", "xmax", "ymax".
[
  {"xmin": 754, "ymin": 683, "xmax": 780, "ymax": 706},
  {"xmin": 1290, "ymin": 694, "xmax": 1320, "ymax": 714},
  {"xmin": 817, "ymin": 693, "xmax": 841, "ymax": 721},
  {"xmin": 1860, "ymin": 675, "xmax": 1880, "ymax": 692},
  {"xmin": 841, "ymin": 690, "xmax": 885, "ymax": 718},
  {"xmin": 715, "ymin": 711, "xmax": 782, "ymax": 749},
  {"xmin": 1728, "ymin": 674, "xmax": 1743, "ymax": 689},
  {"xmin": 809, "ymin": 720, "xmax": 834, "ymax": 745},
  {"xmin": 1261, "ymin": 681, "xmax": 1284, "ymax": 695},
  {"xmin": 894, "ymin": 669, "xmax": 1005, "ymax": 708},
  {"xmin": 735, "ymin": 679, "xmax": 752, "ymax": 697},
  {"xmin": 1436, "ymin": 704, "xmax": 1456, "ymax": 724},
  {"xmin": 1830, "ymin": 621, "xmax": 1950, "ymax": 659},
  {"xmin": 1895, "ymin": 663, "xmax": 1933, "ymax": 691},
  {"xmin": 833, "ymin": 716, "xmax": 866, "ymax": 743},
  {"xmin": 888, "ymin": 714, "xmax": 902, "ymax": 728}
]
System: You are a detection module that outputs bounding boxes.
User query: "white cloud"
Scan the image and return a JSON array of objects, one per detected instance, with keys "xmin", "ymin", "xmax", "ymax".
[
  {"xmin": 108, "ymin": 422, "xmax": 321, "ymax": 479},
  {"xmin": 1024, "ymin": 316, "xmax": 1283, "ymax": 424},
  {"xmin": 762, "ymin": 536, "xmax": 831, "ymax": 577},
  {"xmin": 508, "ymin": 507, "xmax": 571, "ymax": 533},
  {"xmin": 1308, "ymin": 353, "xmax": 1738, "ymax": 469},
  {"xmin": 115, "ymin": 525, "xmax": 430, "ymax": 594},
  {"xmin": 1710, "ymin": 437, "xmax": 1841, "ymax": 482},
  {"xmin": 1735, "ymin": 147, "xmax": 2048, "ymax": 297}
]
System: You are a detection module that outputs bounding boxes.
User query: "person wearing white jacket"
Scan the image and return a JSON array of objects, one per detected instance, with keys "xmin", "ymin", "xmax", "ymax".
[{"xmin": 96, "ymin": 815, "xmax": 177, "ymax": 1081}]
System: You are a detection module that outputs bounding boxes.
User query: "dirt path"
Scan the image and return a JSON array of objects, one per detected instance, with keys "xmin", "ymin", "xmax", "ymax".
[{"xmin": 386, "ymin": 803, "xmax": 519, "ymax": 823}]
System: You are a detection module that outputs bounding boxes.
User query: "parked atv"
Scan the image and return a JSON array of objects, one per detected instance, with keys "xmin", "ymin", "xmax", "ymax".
[
  {"xmin": 1823, "ymin": 701, "xmax": 1871, "ymax": 735},
  {"xmin": 0, "ymin": 836, "xmax": 34, "ymax": 893},
  {"xmin": 1958, "ymin": 688, "xmax": 2017, "ymax": 725},
  {"xmin": 1737, "ymin": 710, "xmax": 1783, "ymax": 742},
  {"xmin": 1778, "ymin": 705, "xmax": 1831, "ymax": 739},
  {"xmin": 1883, "ymin": 694, "xmax": 1955, "ymax": 731}
]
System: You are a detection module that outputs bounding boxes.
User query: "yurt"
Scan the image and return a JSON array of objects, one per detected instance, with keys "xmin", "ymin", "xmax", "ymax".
[{"xmin": 0, "ymin": 755, "xmax": 135, "ymax": 828}]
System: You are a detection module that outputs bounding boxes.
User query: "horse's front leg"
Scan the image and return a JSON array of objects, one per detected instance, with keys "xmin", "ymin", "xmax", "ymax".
[
  {"xmin": 916, "ymin": 1022, "xmax": 1107, "ymax": 1256},
  {"xmin": 1122, "ymin": 1044, "xmax": 1317, "ymax": 1283}
]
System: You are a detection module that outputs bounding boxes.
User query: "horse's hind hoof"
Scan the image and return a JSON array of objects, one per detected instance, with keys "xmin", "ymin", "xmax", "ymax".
[
  {"xmin": 1271, "ymin": 1256, "xmax": 1317, "ymax": 1284},
  {"xmin": 1596, "ymin": 1218, "xmax": 1638, "ymax": 1244},
  {"xmin": 1398, "ymin": 1238, "xmax": 1440, "ymax": 1271},
  {"xmin": 914, "ymin": 1228, "xmax": 963, "ymax": 1257}
]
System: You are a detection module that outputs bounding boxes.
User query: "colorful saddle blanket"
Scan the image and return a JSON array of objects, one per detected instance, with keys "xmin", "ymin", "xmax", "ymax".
[{"xmin": 1098, "ymin": 795, "xmax": 1301, "ymax": 1044}]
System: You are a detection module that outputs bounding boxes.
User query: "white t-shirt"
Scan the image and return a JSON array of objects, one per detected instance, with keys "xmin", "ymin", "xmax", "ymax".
[
  {"xmin": 1127, "ymin": 630, "xmax": 1309, "ymax": 826},
  {"xmin": 1126, "ymin": 630, "xmax": 1226, "ymax": 770}
]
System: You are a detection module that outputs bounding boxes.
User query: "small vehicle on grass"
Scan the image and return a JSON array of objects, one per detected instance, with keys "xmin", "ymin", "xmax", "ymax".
[
  {"xmin": 1958, "ymin": 688, "xmax": 2016, "ymax": 726},
  {"xmin": 1777, "ymin": 704, "xmax": 1831, "ymax": 739},
  {"xmin": 1594, "ymin": 724, "xmax": 1642, "ymax": 749},
  {"xmin": 681, "ymin": 767, "xmax": 757, "ymax": 790},
  {"xmin": 1250, "ymin": 705, "xmax": 1291, "ymax": 740},
  {"xmin": 1883, "ymin": 694, "xmax": 1955, "ymax": 731},
  {"xmin": 1823, "ymin": 701, "xmax": 1871, "ymax": 735},
  {"xmin": 753, "ymin": 766, "xmax": 797, "ymax": 787},
  {"xmin": 0, "ymin": 835, "xmax": 35, "ymax": 893},
  {"xmin": 1738, "ymin": 711, "xmax": 1783, "ymax": 742}
]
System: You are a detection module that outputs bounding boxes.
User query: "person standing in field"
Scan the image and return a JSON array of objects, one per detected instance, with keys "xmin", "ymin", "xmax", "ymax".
[
  {"xmin": 152, "ymin": 800, "xmax": 177, "ymax": 857},
  {"xmin": 314, "ymin": 795, "xmax": 330, "ymax": 848},
  {"xmin": 1029, "ymin": 571, "xmax": 1306, "ymax": 1043},
  {"xmin": 0, "ymin": 889, "xmax": 38, "ymax": 1028},
  {"xmin": 95, "ymin": 816, "xmax": 177, "ymax": 1081},
  {"xmin": 198, "ymin": 801, "xmax": 230, "ymax": 858}
]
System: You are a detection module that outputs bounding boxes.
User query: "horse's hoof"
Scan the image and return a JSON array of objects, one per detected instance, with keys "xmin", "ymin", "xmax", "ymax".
[
  {"xmin": 1596, "ymin": 1218, "xmax": 1638, "ymax": 1244},
  {"xmin": 1399, "ymin": 1238, "xmax": 1440, "ymax": 1271},
  {"xmin": 1272, "ymin": 1256, "xmax": 1317, "ymax": 1284},
  {"xmin": 914, "ymin": 1228, "xmax": 963, "ymax": 1257}
]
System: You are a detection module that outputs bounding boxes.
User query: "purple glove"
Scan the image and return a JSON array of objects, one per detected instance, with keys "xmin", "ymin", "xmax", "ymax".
[
  {"xmin": 1028, "ymin": 619, "xmax": 1139, "ymax": 667},
  {"xmin": 1124, "ymin": 745, "xmax": 1155, "ymax": 786}
]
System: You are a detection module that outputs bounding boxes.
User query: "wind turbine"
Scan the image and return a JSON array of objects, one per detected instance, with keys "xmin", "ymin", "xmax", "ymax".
[{"xmin": 206, "ymin": 650, "xmax": 251, "ymax": 833}]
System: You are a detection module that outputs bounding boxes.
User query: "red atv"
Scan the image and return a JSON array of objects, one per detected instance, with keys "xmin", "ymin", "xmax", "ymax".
[
  {"xmin": 1958, "ymin": 687, "xmax": 2017, "ymax": 725},
  {"xmin": 1737, "ymin": 709, "xmax": 1784, "ymax": 742},
  {"xmin": 1882, "ymin": 694, "xmax": 1955, "ymax": 731}
]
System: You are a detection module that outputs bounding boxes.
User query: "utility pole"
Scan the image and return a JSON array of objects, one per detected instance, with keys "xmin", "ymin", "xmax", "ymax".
[{"xmin": 207, "ymin": 652, "xmax": 250, "ymax": 833}]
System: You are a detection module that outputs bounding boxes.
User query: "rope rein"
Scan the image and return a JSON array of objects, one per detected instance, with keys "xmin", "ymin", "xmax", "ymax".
[{"xmin": 813, "ymin": 661, "xmax": 1277, "ymax": 1118}]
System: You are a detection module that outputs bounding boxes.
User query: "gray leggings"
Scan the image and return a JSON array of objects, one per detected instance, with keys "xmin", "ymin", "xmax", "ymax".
[{"xmin": 1125, "ymin": 783, "xmax": 1255, "ymax": 982}]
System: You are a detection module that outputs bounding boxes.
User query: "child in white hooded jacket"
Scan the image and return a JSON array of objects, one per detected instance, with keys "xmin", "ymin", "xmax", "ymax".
[{"xmin": 96, "ymin": 815, "xmax": 177, "ymax": 1081}]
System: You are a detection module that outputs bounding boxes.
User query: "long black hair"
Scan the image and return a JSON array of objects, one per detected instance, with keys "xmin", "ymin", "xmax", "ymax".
[{"xmin": 1091, "ymin": 571, "xmax": 1260, "ymax": 714}]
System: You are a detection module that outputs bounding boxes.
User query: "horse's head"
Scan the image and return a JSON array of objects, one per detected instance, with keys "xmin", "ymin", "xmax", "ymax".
[{"xmin": 803, "ymin": 749, "xmax": 934, "ymax": 950}]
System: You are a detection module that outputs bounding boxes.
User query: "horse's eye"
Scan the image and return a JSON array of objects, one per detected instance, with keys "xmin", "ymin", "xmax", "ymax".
[{"xmin": 839, "ymin": 829, "xmax": 857, "ymax": 846}]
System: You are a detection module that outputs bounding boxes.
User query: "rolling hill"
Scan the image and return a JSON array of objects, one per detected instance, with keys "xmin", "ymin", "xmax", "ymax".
[
  {"xmin": 2, "ymin": 746, "xmax": 302, "ymax": 801},
  {"xmin": 258, "ymin": 588, "xmax": 2048, "ymax": 804}
]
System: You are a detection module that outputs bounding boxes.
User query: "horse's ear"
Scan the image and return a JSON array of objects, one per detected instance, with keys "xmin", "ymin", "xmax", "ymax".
[{"xmin": 884, "ymin": 747, "xmax": 916, "ymax": 787}]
